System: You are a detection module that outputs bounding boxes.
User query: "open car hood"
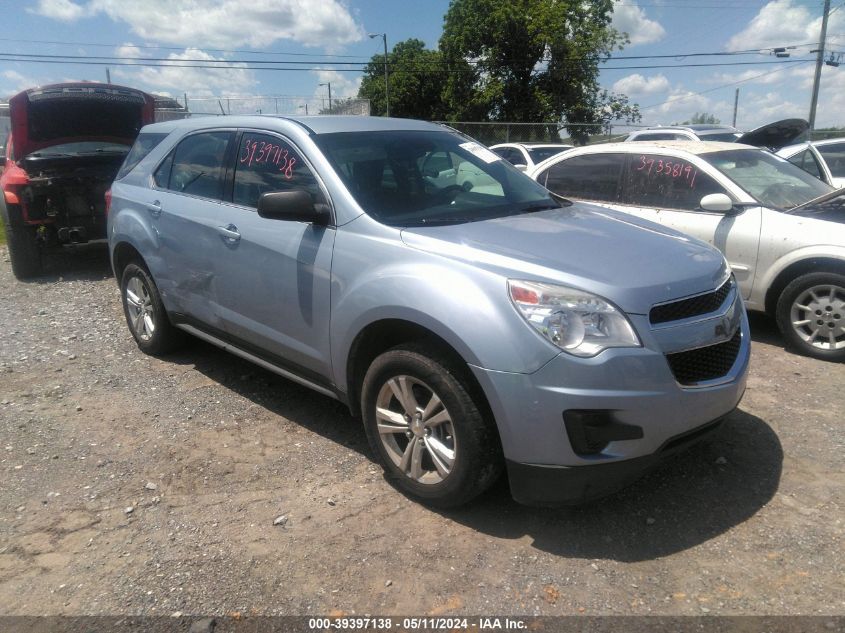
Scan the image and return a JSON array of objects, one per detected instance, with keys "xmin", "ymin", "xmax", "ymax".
[
  {"xmin": 737, "ymin": 118, "xmax": 809, "ymax": 151},
  {"xmin": 9, "ymin": 82, "xmax": 155, "ymax": 160}
]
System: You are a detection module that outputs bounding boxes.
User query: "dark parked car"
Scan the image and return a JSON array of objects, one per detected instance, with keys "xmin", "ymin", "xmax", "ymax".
[{"xmin": 0, "ymin": 82, "xmax": 155, "ymax": 278}]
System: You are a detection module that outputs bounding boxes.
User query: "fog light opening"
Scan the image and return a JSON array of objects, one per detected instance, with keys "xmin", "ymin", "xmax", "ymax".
[{"xmin": 563, "ymin": 410, "xmax": 644, "ymax": 456}]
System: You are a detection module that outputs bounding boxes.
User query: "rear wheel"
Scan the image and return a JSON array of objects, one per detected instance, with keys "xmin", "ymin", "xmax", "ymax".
[
  {"xmin": 120, "ymin": 262, "xmax": 184, "ymax": 355},
  {"xmin": 361, "ymin": 343, "xmax": 502, "ymax": 507},
  {"xmin": 776, "ymin": 272, "xmax": 845, "ymax": 362},
  {"xmin": 1, "ymin": 200, "xmax": 42, "ymax": 280}
]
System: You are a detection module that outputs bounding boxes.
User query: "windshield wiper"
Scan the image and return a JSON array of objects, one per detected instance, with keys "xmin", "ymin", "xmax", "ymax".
[{"xmin": 787, "ymin": 187, "xmax": 845, "ymax": 213}]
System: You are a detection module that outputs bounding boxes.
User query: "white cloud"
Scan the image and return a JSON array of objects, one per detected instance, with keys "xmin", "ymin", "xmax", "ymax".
[
  {"xmin": 75, "ymin": 0, "xmax": 363, "ymax": 50},
  {"xmin": 612, "ymin": 73, "xmax": 669, "ymax": 96},
  {"xmin": 311, "ymin": 68, "xmax": 362, "ymax": 100},
  {"xmin": 1, "ymin": 70, "xmax": 45, "ymax": 95},
  {"xmin": 726, "ymin": 0, "xmax": 843, "ymax": 51},
  {"xmin": 111, "ymin": 48, "xmax": 257, "ymax": 99},
  {"xmin": 612, "ymin": 2, "xmax": 665, "ymax": 46},
  {"xmin": 28, "ymin": 0, "xmax": 85, "ymax": 21}
]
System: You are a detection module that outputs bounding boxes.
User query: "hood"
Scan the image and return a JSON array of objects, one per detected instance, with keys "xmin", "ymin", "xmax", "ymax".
[
  {"xmin": 9, "ymin": 83, "xmax": 155, "ymax": 159},
  {"xmin": 738, "ymin": 118, "xmax": 809, "ymax": 151},
  {"xmin": 400, "ymin": 204, "xmax": 728, "ymax": 315}
]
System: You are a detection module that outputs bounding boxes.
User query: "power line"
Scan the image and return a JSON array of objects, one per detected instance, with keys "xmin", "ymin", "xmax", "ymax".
[{"xmin": 639, "ymin": 60, "xmax": 815, "ymax": 111}]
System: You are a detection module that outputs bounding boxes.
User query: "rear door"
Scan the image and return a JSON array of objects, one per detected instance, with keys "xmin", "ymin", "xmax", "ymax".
[
  {"xmin": 618, "ymin": 152, "xmax": 761, "ymax": 297},
  {"xmin": 815, "ymin": 141, "xmax": 845, "ymax": 188},
  {"xmin": 212, "ymin": 130, "xmax": 336, "ymax": 381},
  {"xmin": 151, "ymin": 129, "xmax": 234, "ymax": 326}
]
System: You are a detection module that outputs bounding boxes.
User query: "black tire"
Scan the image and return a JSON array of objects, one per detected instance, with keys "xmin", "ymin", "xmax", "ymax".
[
  {"xmin": 120, "ymin": 261, "xmax": 185, "ymax": 355},
  {"xmin": 1, "ymin": 200, "xmax": 42, "ymax": 280},
  {"xmin": 360, "ymin": 342, "xmax": 502, "ymax": 508},
  {"xmin": 775, "ymin": 271, "xmax": 845, "ymax": 362}
]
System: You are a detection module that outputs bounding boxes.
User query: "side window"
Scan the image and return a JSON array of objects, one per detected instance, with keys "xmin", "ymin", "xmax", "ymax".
[
  {"xmin": 787, "ymin": 149, "xmax": 822, "ymax": 179},
  {"xmin": 538, "ymin": 154, "xmax": 625, "ymax": 202},
  {"xmin": 154, "ymin": 152, "xmax": 174, "ymax": 189},
  {"xmin": 817, "ymin": 142, "xmax": 845, "ymax": 178},
  {"xmin": 116, "ymin": 132, "xmax": 169, "ymax": 180},
  {"xmin": 167, "ymin": 131, "xmax": 232, "ymax": 199},
  {"xmin": 233, "ymin": 132, "xmax": 325, "ymax": 209},
  {"xmin": 623, "ymin": 154, "xmax": 727, "ymax": 211}
]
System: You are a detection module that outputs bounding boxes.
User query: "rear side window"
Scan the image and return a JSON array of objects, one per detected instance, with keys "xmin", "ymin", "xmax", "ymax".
[
  {"xmin": 537, "ymin": 154, "xmax": 625, "ymax": 203},
  {"xmin": 116, "ymin": 132, "xmax": 168, "ymax": 180},
  {"xmin": 232, "ymin": 132, "xmax": 325, "ymax": 208},
  {"xmin": 165, "ymin": 131, "xmax": 232, "ymax": 200},
  {"xmin": 817, "ymin": 142, "xmax": 845, "ymax": 178},
  {"xmin": 623, "ymin": 153, "xmax": 726, "ymax": 211},
  {"xmin": 787, "ymin": 148, "xmax": 822, "ymax": 180}
]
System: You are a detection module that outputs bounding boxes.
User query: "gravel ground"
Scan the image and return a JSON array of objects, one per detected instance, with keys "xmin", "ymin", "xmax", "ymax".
[{"xmin": 0, "ymin": 244, "xmax": 843, "ymax": 616}]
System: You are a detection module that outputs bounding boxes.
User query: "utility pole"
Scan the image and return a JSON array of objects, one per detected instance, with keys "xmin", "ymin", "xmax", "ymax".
[
  {"xmin": 369, "ymin": 32, "xmax": 390, "ymax": 116},
  {"xmin": 809, "ymin": 0, "xmax": 831, "ymax": 134},
  {"xmin": 105, "ymin": 68, "xmax": 111, "ymax": 84},
  {"xmin": 319, "ymin": 82, "xmax": 332, "ymax": 113},
  {"xmin": 732, "ymin": 88, "xmax": 739, "ymax": 127}
]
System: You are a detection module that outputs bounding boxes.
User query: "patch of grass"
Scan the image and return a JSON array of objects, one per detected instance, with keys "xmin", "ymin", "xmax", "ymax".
[{"xmin": 0, "ymin": 218, "xmax": 5, "ymax": 245}]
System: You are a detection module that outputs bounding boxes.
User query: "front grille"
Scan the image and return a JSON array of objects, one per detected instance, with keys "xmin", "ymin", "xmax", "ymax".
[
  {"xmin": 650, "ymin": 278, "xmax": 732, "ymax": 325},
  {"xmin": 666, "ymin": 329, "xmax": 742, "ymax": 386}
]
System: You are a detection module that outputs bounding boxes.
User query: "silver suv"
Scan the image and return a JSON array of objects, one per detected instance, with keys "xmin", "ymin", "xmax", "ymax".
[{"xmin": 108, "ymin": 116, "xmax": 750, "ymax": 507}]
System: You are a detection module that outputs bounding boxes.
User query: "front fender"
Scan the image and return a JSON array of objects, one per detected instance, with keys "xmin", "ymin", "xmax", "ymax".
[{"xmin": 330, "ymin": 227, "xmax": 560, "ymax": 392}]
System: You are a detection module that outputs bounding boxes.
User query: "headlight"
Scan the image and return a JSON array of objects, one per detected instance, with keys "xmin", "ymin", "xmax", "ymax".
[{"xmin": 508, "ymin": 280, "xmax": 640, "ymax": 357}]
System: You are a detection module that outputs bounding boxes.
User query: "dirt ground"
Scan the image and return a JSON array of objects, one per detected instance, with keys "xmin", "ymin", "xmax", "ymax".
[{"xmin": 0, "ymin": 244, "xmax": 842, "ymax": 617}]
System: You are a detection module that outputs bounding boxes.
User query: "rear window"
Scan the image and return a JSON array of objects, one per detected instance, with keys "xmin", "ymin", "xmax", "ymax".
[{"xmin": 116, "ymin": 132, "xmax": 169, "ymax": 180}]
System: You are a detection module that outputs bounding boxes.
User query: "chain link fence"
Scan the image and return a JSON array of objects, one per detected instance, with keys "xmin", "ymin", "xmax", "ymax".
[
  {"xmin": 436, "ymin": 121, "xmax": 642, "ymax": 146},
  {"xmin": 154, "ymin": 95, "xmax": 370, "ymax": 121}
]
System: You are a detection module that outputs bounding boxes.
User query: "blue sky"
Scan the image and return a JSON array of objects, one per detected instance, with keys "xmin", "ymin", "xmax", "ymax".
[{"xmin": 1, "ymin": 0, "xmax": 843, "ymax": 130}]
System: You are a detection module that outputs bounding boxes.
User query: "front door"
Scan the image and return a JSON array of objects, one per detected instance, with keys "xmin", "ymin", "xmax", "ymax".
[
  {"xmin": 212, "ymin": 131, "xmax": 336, "ymax": 381},
  {"xmin": 616, "ymin": 153, "xmax": 761, "ymax": 298}
]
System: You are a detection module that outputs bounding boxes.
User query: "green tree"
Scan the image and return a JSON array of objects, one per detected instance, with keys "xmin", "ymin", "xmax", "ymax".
[
  {"xmin": 358, "ymin": 38, "xmax": 450, "ymax": 119},
  {"xmin": 439, "ymin": 0, "xmax": 639, "ymax": 141},
  {"xmin": 681, "ymin": 112, "xmax": 721, "ymax": 125}
]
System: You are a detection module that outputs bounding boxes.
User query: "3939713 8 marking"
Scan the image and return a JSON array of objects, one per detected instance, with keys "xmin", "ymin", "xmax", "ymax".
[{"xmin": 309, "ymin": 617, "xmax": 394, "ymax": 630}]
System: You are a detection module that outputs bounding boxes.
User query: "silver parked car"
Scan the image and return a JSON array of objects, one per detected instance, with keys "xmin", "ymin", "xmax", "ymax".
[
  {"xmin": 529, "ymin": 140, "xmax": 845, "ymax": 361},
  {"xmin": 778, "ymin": 138, "xmax": 845, "ymax": 189},
  {"xmin": 108, "ymin": 116, "xmax": 748, "ymax": 507}
]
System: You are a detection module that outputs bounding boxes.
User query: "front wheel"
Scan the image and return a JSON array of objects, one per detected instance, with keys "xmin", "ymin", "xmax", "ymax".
[
  {"xmin": 776, "ymin": 272, "xmax": 845, "ymax": 362},
  {"xmin": 360, "ymin": 343, "xmax": 502, "ymax": 508},
  {"xmin": 120, "ymin": 262, "xmax": 184, "ymax": 355}
]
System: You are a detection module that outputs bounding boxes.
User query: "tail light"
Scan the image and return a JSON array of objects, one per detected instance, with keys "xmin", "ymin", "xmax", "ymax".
[{"xmin": 104, "ymin": 189, "xmax": 112, "ymax": 216}]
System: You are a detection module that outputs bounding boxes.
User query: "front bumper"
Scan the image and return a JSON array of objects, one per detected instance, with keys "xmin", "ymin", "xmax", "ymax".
[{"xmin": 470, "ymin": 298, "xmax": 750, "ymax": 506}]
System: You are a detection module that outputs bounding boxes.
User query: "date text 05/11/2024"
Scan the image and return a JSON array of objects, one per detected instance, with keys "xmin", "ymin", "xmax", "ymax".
[{"xmin": 307, "ymin": 617, "xmax": 527, "ymax": 630}]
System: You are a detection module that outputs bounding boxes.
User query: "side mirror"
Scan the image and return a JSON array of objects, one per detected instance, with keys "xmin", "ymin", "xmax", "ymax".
[
  {"xmin": 257, "ymin": 190, "xmax": 331, "ymax": 225},
  {"xmin": 699, "ymin": 193, "xmax": 735, "ymax": 213}
]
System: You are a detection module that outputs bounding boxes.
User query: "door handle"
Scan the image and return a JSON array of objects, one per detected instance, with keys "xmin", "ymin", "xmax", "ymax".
[
  {"xmin": 145, "ymin": 201, "xmax": 162, "ymax": 218},
  {"xmin": 217, "ymin": 224, "xmax": 241, "ymax": 243}
]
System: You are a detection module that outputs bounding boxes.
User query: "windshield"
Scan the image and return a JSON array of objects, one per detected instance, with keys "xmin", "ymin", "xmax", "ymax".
[
  {"xmin": 29, "ymin": 141, "xmax": 131, "ymax": 156},
  {"xmin": 526, "ymin": 146, "xmax": 571, "ymax": 162},
  {"xmin": 699, "ymin": 132, "xmax": 741, "ymax": 142},
  {"xmin": 313, "ymin": 130, "xmax": 559, "ymax": 226},
  {"xmin": 702, "ymin": 148, "xmax": 833, "ymax": 210}
]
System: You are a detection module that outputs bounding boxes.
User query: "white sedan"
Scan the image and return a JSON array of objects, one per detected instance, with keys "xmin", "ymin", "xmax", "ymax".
[
  {"xmin": 489, "ymin": 143, "xmax": 572, "ymax": 171},
  {"xmin": 528, "ymin": 141, "xmax": 845, "ymax": 361},
  {"xmin": 777, "ymin": 138, "xmax": 845, "ymax": 189}
]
